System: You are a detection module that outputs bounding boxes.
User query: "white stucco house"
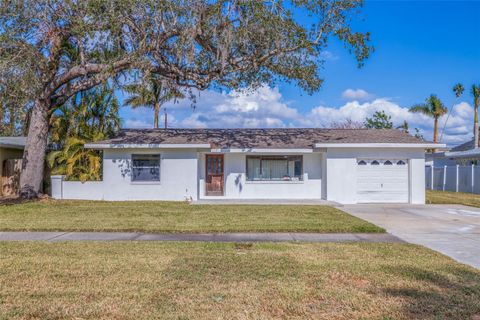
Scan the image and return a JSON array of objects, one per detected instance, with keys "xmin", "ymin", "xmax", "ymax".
[
  {"xmin": 426, "ymin": 138, "xmax": 480, "ymax": 167},
  {"xmin": 51, "ymin": 128, "xmax": 442, "ymax": 204}
]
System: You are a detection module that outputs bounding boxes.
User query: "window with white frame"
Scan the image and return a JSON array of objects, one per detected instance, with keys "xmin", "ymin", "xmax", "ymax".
[
  {"xmin": 131, "ymin": 154, "xmax": 160, "ymax": 182},
  {"xmin": 246, "ymin": 155, "xmax": 303, "ymax": 181}
]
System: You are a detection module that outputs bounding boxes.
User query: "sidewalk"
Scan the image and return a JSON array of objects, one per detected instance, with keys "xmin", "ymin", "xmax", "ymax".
[{"xmin": 0, "ymin": 232, "xmax": 402, "ymax": 243}]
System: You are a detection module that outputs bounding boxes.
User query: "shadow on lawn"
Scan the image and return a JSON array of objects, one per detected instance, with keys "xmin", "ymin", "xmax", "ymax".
[{"xmin": 381, "ymin": 265, "xmax": 480, "ymax": 319}]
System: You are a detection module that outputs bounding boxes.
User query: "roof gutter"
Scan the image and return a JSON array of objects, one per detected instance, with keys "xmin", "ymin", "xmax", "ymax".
[
  {"xmin": 209, "ymin": 148, "xmax": 314, "ymax": 153},
  {"xmin": 0, "ymin": 143, "xmax": 25, "ymax": 150},
  {"xmin": 314, "ymin": 143, "xmax": 445, "ymax": 149},
  {"xmin": 444, "ymin": 150, "xmax": 480, "ymax": 158},
  {"xmin": 84, "ymin": 143, "xmax": 212, "ymax": 149}
]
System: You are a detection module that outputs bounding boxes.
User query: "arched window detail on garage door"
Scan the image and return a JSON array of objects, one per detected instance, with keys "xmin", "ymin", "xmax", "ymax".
[
  {"xmin": 384, "ymin": 160, "xmax": 393, "ymax": 165},
  {"xmin": 397, "ymin": 160, "xmax": 406, "ymax": 165},
  {"xmin": 357, "ymin": 160, "xmax": 367, "ymax": 165},
  {"xmin": 371, "ymin": 160, "xmax": 380, "ymax": 165}
]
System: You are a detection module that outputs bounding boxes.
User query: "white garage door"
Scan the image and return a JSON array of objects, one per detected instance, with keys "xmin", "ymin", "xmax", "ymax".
[{"xmin": 357, "ymin": 159, "xmax": 409, "ymax": 203}]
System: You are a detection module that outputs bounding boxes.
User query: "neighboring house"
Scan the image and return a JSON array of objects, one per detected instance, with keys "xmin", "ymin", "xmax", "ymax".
[
  {"xmin": 0, "ymin": 137, "xmax": 26, "ymax": 196},
  {"xmin": 427, "ymin": 139, "xmax": 480, "ymax": 166},
  {"xmin": 50, "ymin": 128, "xmax": 440, "ymax": 204},
  {"xmin": 425, "ymin": 150, "xmax": 456, "ymax": 167}
]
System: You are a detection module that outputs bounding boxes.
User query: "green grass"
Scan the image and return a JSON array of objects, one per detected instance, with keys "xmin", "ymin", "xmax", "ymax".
[
  {"xmin": 0, "ymin": 242, "xmax": 479, "ymax": 319},
  {"xmin": 427, "ymin": 190, "xmax": 480, "ymax": 207},
  {"xmin": 0, "ymin": 199, "xmax": 384, "ymax": 233}
]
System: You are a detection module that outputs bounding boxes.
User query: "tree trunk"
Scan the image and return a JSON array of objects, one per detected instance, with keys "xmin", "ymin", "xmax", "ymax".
[
  {"xmin": 0, "ymin": 103, "xmax": 4, "ymax": 133},
  {"xmin": 19, "ymin": 99, "xmax": 50, "ymax": 199},
  {"xmin": 475, "ymin": 107, "xmax": 479, "ymax": 148},
  {"xmin": 153, "ymin": 103, "xmax": 160, "ymax": 129},
  {"xmin": 433, "ymin": 116, "xmax": 438, "ymax": 143}
]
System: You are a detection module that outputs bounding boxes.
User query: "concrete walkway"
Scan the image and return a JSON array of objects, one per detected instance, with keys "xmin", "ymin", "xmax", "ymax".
[
  {"xmin": 342, "ymin": 204, "xmax": 480, "ymax": 269},
  {"xmin": 0, "ymin": 232, "xmax": 402, "ymax": 243}
]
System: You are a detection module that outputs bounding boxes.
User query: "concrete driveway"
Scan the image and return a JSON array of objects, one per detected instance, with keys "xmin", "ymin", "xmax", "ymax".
[{"xmin": 342, "ymin": 204, "xmax": 480, "ymax": 269}]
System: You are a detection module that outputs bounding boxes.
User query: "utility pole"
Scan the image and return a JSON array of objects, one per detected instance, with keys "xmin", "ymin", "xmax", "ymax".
[{"xmin": 164, "ymin": 108, "xmax": 168, "ymax": 129}]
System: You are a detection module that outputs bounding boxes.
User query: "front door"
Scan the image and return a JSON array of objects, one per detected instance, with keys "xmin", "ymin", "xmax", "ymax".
[{"xmin": 205, "ymin": 154, "xmax": 224, "ymax": 196}]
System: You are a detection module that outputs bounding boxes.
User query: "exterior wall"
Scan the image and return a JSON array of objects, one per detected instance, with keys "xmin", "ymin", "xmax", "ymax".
[
  {"xmin": 0, "ymin": 147, "xmax": 24, "ymax": 196},
  {"xmin": 51, "ymin": 147, "xmax": 426, "ymax": 204},
  {"xmin": 198, "ymin": 152, "xmax": 323, "ymax": 199},
  {"xmin": 51, "ymin": 175, "xmax": 104, "ymax": 200},
  {"xmin": 52, "ymin": 148, "xmax": 199, "ymax": 201},
  {"xmin": 325, "ymin": 148, "xmax": 425, "ymax": 204}
]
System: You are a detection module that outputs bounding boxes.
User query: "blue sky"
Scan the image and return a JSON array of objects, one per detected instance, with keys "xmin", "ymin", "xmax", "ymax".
[{"xmin": 121, "ymin": 1, "xmax": 480, "ymax": 146}]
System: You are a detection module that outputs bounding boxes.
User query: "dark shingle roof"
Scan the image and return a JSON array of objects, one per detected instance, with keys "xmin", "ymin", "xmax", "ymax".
[
  {"xmin": 0, "ymin": 136, "xmax": 26, "ymax": 149},
  {"xmin": 451, "ymin": 139, "xmax": 475, "ymax": 152},
  {"xmin": 89, "ymin": 128, "xmax": 428, "ymax": 149}
]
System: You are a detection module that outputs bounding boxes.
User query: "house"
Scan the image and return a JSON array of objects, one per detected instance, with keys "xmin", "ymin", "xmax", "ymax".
[
  {"xmin": 425, "ymin": 151, "xmax": 456, "ymax": 167},
  {"xmin": 0, "ymin": 137, "xmax": 26, "ymax": 196},
  {"xmin": 441, "ymin": 139, "xmax": 480, "ymax": 165},
  {"xmin": 426, "ymin": 139, "xmax": 480, "ymax": 166},
  {"xmin": 50, "ymin": 128, "xmax": 441, "ymax": 204}
]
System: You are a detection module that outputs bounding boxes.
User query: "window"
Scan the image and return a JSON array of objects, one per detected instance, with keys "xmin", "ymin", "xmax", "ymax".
[
  {"xmin": 131, "ymin": 154, "xmax": 160, "ymax": 182},
  {"xmin": 384, "ymin": 160, "xmax": 393, "ymax": 165},
  {"xmin": 396, "ymin": 160, "xmax": 406, "ymax": 165},
  {"xmin": 357, "ymin": 160, "xmax": 367, "ymax": 165},
  {"xmin": 246, "ymin": 155, "xmax": 303, "ymax": 181},
  {"xmin": 371, "ymin": 160, "xmax": 380, "ymax": 165}
]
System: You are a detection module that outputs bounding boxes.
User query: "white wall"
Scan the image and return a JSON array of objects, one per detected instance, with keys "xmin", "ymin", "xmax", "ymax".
[
  {"xmin": 325, "ymin": 148, "xmax": 425, "ymax": 204},
  {"xmin": 51, "ymin": 175, "xmax": 105, "ymax": 200},
  {"xmin": 52, "ymin": 148, "xmax": 199, "ymax": 201},
  {"xmin": 51, "ymin": 147, "xmax": 426, "ymax": 204},
  {"xmin": 198, "ymin": 153, "xmax": 323, "ymax": 199}
]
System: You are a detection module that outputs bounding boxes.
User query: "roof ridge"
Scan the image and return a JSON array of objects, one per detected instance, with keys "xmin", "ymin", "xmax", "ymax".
[{"xmin": 120, "ymin": 128, "xmax": 398, "ymax": 131}]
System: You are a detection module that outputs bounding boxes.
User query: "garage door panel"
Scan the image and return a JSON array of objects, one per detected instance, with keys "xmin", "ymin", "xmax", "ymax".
[
  {"xmin": 357, "ymin": 159, "xmax": 409, "ymax": 203},
  {"xmin": 357, "ymin": 191, "xmax": 408, "ymax": 203}
]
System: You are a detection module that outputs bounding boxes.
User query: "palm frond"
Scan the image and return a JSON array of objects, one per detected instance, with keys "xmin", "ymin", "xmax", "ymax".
[
  {"xmin": 409, "ymin": 104, "xmax": 432, "ymax": 116},
  {"xmin": 49, "ymin": 82, "xmax": 119, "ymax": 181}
]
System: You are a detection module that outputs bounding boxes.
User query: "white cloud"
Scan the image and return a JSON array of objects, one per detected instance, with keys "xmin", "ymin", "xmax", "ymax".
[
  {"xmin": 342, "ymin": 89, "xmax": 374, "ymax": 101},
  {"xmin": 319, "ymin": 50, "xmax": 339, "ymax": 61},
  {"xmin": 122, "ymin": 85, "xmax": 475, "ymax": 146},
  {"xmin": 303, "ymin": 98, "xmax": 429, "ymax": 127},
  {"xmin": 177, "ymin": 85, "xmax": 300, "ymax": 128},
  {"xmin": 124, "ymin": 119, "xmax": 151, "ymax": 128}
]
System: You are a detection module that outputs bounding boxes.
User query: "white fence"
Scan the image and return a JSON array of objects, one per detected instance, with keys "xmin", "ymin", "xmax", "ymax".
[{"xmin": 426, "ymin": 165, "xmax": 480, "ymax": 194}]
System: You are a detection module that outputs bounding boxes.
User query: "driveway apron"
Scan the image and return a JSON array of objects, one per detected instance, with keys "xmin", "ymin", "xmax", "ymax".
[{"xmin": 342, "ymin": 204, "xmax": 480, "ymax": 269}]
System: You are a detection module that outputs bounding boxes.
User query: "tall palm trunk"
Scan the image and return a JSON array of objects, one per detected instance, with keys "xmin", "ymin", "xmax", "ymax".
[
  {"xmin": 474, "ymin": 106, "xmax": 479, "ymax": 148},
  {"xmin": 433, "ymin": 116, "xmax": 439, "ymax": 143},
  {"xmin": 153, "ymin": 102, "xmax": 160, "ymax": 129},
  {"xmin": 19, "ymin": 98, "xmax": 50, "ymax": 198}
]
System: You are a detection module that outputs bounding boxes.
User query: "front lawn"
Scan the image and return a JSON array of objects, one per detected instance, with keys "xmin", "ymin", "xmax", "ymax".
[
  {"xmin": 0, "ymin": 242, "xmax": 479, "ymax": 319},
  {"xmin": 0, "ymin": 200, "xmax": 383, "ymax": 233},
  {"xmin": 427, "ymin": 190, "xmax": 480, "ymax": 207}
]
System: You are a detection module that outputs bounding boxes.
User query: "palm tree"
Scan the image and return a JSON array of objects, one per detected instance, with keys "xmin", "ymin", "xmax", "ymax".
[
  {"xmin": 123, "ymin": 75, "xmax": 184, "ymax": 129},
  {"xmin": 409, "ymin": 95, "xmax": 447, "ymax": 143},
  {"xmin": 47, "ymin": 136, "xmax": 103, "ymax": 182},
  {"xmin": 453, "ymin": 83, "xmax": 480, "ymax": 148},
  {"xmin": 48, "ymin": 83, "xmax": 121, "ymax": 181},
  {"xmin": 453, "ymin": 83, "xmax": 464, "ymax": 98}
]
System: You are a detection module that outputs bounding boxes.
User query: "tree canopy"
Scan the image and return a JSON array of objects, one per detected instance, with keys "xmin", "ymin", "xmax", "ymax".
[
  {"xmin": 364, "ymin": 111, "xmax": 393, "ymax": 129},
  {"xmin": 1, "ymin": 0, "xmax": 371, "ymax": 103}
]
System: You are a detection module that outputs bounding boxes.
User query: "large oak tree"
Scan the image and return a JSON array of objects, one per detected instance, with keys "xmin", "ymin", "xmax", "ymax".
[{"xmin": 0, "ymin": 0, "xmax": 372, "ymax": 198}]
